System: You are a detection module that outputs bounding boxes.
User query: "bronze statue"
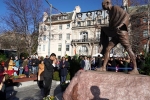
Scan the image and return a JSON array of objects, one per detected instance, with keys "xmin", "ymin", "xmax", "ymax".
[{"xmin": 97, "ymin": 0, "xmax": 139, "ymax": 74}]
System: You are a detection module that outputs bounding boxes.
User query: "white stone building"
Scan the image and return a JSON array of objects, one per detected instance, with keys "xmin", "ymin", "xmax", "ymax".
[
  {"xmin": 37, "ymin": 6, "xmax": 124, "ymax": 58},
  {"xmin": 71, "ymin": 10, "xmax": 109, "ymax": 56},
  {"xmin": 37, "ymin": 6, "xmax": 81, "ymax": 58}
]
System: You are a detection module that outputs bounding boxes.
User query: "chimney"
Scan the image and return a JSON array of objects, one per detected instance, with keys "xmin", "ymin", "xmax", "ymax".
[
  {"xmin": 123, "ymin": 0, "xmax": 130, "ymax": 7},
  {"xmin": 74, "ymin": 6, "xmax": 81, "ymax": 13}
]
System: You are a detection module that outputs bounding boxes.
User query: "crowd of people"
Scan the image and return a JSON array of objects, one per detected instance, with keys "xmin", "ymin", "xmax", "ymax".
[
  {"xmin": 0, "ymin": 53, "xmax": 145, "ymax": 98},
  {"xmin": 79, "ymin": 55, "xmax": 145, "ymax": 72}
]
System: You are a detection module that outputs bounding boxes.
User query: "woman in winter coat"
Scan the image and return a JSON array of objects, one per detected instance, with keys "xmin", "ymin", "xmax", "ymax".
[{"xmin": 38, "ymin": 60, "xmax": 44, "ymax": 88}]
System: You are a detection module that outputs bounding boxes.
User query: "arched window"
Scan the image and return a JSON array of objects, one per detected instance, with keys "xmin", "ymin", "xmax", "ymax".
[{"xmin": 79, "ymin": 45, "xmax": 88, "ymax": 55}]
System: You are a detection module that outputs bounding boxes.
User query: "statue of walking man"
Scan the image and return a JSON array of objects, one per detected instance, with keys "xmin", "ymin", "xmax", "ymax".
[{"xmin": 97, "ymin": 0, "xmax": 139, "ymax": 74}]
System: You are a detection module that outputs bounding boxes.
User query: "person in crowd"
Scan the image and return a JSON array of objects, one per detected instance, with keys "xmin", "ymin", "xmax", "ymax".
[
  {"xmin": 56, "ymin": 58, "xmax": 60, "ymax": 69},
  {"xmin": 91, "ymin": 57, "xmax": 96, "ymax": 70},
  {"xmin": 8, "ymin": 57, "xmax": 14, "ymax": 71},
  {"xmin": 37, "ymin": 56, "xmax": 41, "ymax": 65},
  {"xmin": 96, "ymin": 55, "xmax": 102, "ymax": 68},
  {"xmin": 124, "ymin": 57, "xmax": 130, "ymax": 73},
  {"xmin": 80, "ymin": 56, "xmax": 85, "ymax": 70},
  {"xmin": 43, "ymin": 53, "xmax": 56, "ymax": 98},
  {"xmin": 19, "ymin": 56, "xmax": 25, "ymax": 75},
  {"xmin": 0, "ymin": 63, "xmax": 6, "ymax": 100},
  {"xmin": 38, "ymin": 60, "xmax": 44, "ymax": 89},
  {"xmin": 107, "ymin": 57, "xmax": 116, "ymax": 71},
  {"xmin": 118, "ymin": 58, "xmax": 125, "ymax": 72},
  {"xmin": 136, "ymin": 55, "xmax": 143, "ymax": 69},
  {"xmin": 13, "ymin": 56, "xmax": 19, "ymax": 76},
  {"xmin": 31, "ymin": 56, "xmax": 38, "ymax": 75},
  {"xmin": 59, "ymin": 57, "xmax": 69, "ymax": 84},
  {"xmin": 84, "ymin": 56, "xmax": 90, "ymax": 70},
  {"xmin": 28, "ymin": 57, "xmax": 32, "ymax": 77},
  {"xmin": 66, "ymin": 57, "xmax": 70, "ymax": 71},
  {"xmin": 22, "ymin": 58, "xmax": 29, "ymax": 76},
  {"xmin": 44, "ymin": 55, "xmax": 49, "ymax": 63}
]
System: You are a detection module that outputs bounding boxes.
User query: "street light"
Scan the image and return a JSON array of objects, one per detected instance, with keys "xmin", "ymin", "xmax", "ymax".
[
  {"xmin": 45, "ymin": 0, "xmax": 64, "ymax": 56},
  {"xmin": 45, "ymin": 0, "xmax": 52, "ymax": 56}
]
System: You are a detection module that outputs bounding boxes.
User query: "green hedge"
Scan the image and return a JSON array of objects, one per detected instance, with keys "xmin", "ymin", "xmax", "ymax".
[
  {"xmin": 139, "ymin": 54, "xmax": 150, "ymax": 75},
  {"xmin": 53, "ymin": 71, "xmax": 70, "ymax": 81},
  {"xmin": 0, "ymin": 54, "xmax": 7, "ymax": 63}
]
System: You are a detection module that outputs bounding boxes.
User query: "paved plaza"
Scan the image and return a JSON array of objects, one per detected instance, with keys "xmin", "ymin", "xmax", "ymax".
[{"xmin": 6, "ymin": 81, "xmax": 62, "ymax": 100}]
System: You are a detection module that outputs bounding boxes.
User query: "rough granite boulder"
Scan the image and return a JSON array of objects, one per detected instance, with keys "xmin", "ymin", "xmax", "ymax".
[{"xmin": 63, "ymin": 70, "xmax": 150, "ymax": 100}]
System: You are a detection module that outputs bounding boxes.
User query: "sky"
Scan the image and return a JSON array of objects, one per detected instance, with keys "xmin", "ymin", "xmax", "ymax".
[
  {"xmin": 0, "ymin": 0, "xmax": 103, "ymax": 16},
  {"xmin": 43, "ymin": 0, "xmax": 102, "ymax": 12}
]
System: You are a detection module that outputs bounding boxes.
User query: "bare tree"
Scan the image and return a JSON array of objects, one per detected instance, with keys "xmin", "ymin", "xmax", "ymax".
[{"xmin": 2, "ymin": 0, "xmax": 44, "ymax": 56}]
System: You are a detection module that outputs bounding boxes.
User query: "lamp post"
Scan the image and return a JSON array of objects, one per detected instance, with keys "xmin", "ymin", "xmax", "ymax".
[{"xmin": 45, "ymin": 0, "xmax": 52, "ymax": 56}]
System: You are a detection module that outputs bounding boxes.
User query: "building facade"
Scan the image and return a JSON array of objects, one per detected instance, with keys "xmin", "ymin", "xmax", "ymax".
[
  {"xmin": 37, "ymin": 6, "xmax": 125, "ymax": 58},
  {"xmin": 38, "ymin": 6, "xmax": 81, "ymax": 58},
  {"xmin": 71, "ymin": 10, "xmax": 109, "ymax": 56}
]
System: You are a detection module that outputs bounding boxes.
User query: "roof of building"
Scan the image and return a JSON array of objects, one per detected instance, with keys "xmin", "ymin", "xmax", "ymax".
[{"xmin": 45, "ymin": 12, "xmax": 74, "ymax": 22}]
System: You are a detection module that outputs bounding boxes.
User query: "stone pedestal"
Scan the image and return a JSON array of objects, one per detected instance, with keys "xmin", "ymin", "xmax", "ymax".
[{"xmin": 63, "ymin": 70, "xmax": 150, "ymax": 100}]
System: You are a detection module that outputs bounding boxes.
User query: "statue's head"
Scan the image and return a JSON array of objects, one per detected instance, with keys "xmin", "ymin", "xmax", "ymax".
[{"xmin": 102, "ymin": 0, "xmax": 112, "ymax": 10}]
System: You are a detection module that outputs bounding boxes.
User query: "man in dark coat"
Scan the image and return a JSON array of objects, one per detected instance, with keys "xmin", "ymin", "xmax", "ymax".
[
  {"xmin": 80, "ymin": 56, "xmax": 85, "ymax": 70},
  {"xmin": 97, "ymin": 55, "xmax": 102, "ymax": 68},
  {"xmin": 97, "ymin": 0, "xmax": 139, "ymax": 74},
  {"xmin": 59, "ymin": 57, "xmax": 69, "ymax": 84},
  {"xmin": 43, "ymin": 53, "xmax": 56, "ymax": 97}
]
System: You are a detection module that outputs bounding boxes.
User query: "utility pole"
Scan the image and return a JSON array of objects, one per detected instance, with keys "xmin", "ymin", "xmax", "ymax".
[
  {"xmin": 45, "ymin": 0, "xmax": 52, "ymax": 56},
  {"xmin": 45, "ymin": 0, "xmax": 64, "ymax": 56}
]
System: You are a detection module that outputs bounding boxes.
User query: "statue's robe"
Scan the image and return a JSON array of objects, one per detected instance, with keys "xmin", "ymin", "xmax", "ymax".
[{"xmin": 100, "ymin": 6, "xmax": 129, "ymax": 55}]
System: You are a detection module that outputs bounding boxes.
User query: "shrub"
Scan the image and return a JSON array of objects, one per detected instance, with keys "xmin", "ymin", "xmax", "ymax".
[
  {"xmin": 53, "ymin": 71, "xmax": 60, "ymax": 81},
  {"xmin": 0, "ymin": 54, "xmax": 7, "ymax": 63},
  {"xmin": 53, "ymin": 71, "xmax": 70, "ymax": 81},
  {"xmin": 139, "ymin": 54, "xmax": 150, "ymax": 75}
]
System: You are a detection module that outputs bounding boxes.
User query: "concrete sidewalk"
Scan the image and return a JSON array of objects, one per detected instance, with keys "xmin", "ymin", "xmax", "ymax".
[{"xmin": 6, "ymin": 80, "xmax": 64, "ymax": 100}]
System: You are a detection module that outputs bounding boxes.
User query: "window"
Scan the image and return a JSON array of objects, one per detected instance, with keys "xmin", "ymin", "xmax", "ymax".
[
  {"xmin": 44, "ymin": 26, "xmax": 46, "ymax": 31},
  {"xmin": 67, "ymin": 24, "xmax": 70, "ymax": 29},
  {"xmin": 40, "ymin": 26, "xmax": 43, "ymax": 30},
  {"xmin": 38, "ymin": 45, "xmax": 41, "ymax": 51},
  {"xmin": 64, "ymin": 16, "xmax": 68, "ymax": 20},
  {"xmin": 79, "ymin": 45, "xmax": 88, "ymax": 54},
  {"xmin": 59, "ymin": 25, "xmax": 62, "ymax": 30},
  {"xmin": 143, "ymin": 18, "xmax": 147, "ymax": 23},
  {"xmin": 43, "ymin": 45, "xmax": 45, "ymax": 51},
  {"xmin": 51, "ymin": 34, "xmax": 54, "ymax": 39},
  {"xmin": 59, "ymin": 34, "xmax": 62, "ymax": 40},
  {"xmin": 77, "ymin": 21, "xmax": 81, "ymax": 26},
  {"xmin": 66, "ymin": 34, "xmax": 70, "ymax": 40},
  {"xmin": 58, "ymin": 56, "xmax": 61, "ymax": 59},
  {"xmin": 143, "ymin": 30, "xmax": 148, "ymax": 37},
  {"xmin": 87, "ymin": 20, "xmax": 91, "ymax": 26},
  {"xmin": 66, "ymin": 44, "xmax": 70, "ymax": 51},
  {"xmin": 58, "ymin": 16, "xmax": 63, "ymax": 20},
  {"xmin": 96, "ymin": 33, "xmax": 100, "ymax": 39},
  {"xmin": 43, "ymin": 35, "xmax": 46, "ymax": 41},
  {"xmin": 98, "ymin": 19, "xmax": 101, "ymax": 24},
  {"xmin": 39, "ymin": 37, "xmax": 42, "ymax": 41},
  {"xmin": 58, "ymin": 44, "xmax": 62, "ymax": 51}
]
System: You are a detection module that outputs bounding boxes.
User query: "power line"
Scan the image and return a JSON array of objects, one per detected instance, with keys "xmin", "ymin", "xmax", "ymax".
[{"xmin": 45, "ymin": 0, "xmax": 63, "ymax": 14}]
